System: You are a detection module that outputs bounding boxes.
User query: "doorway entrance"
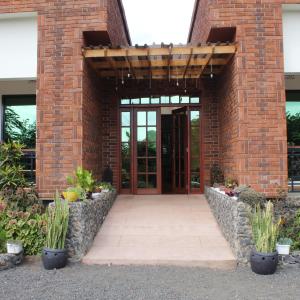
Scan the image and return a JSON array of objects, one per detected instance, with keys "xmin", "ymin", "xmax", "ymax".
[{"xmin": 119, "ymin": 96, "xmax": 201, "ymax": 195}]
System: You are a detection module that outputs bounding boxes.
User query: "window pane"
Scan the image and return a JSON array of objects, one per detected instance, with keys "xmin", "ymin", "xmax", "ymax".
[
  {"xmin": 121, "ymin": 99, "xmax": 130, "ymax": 105},
  {"xmin": 138, "ymin": 159, "xmax": 146, "ymax": 172},
  {"xmin": 147, "ymin": 111, "xmax": 156, "ymax": 126},
  {"xmin": 138, "ymin": 175, "xmax": 147, "ymax": 188},
  {"xmin": 148, "ymin": 175, "xmax": 157, "ymax": 188},
  {"xmin": 137, "ymin": 111, "xmax": 146, "ymax": 126},
  {"xmin": 121, "ymin": 143, "xmax": 130, "ymax": 157},
  {"xmin": 148, "ymin": 142, "xmax": 157, "ymax": 157},
  {"xmin": 286, "ymin": 100, "xmax": 300, "ymax": 146},
  {"xmin": 141, "ymin": 97, "xmax": 150, "ymax": 104},
  {"xmin": 171, "ymin": 95, "xmax": 180, "ymax": 104},
  {"xmin": 191, "ymin": 173, "xmax": 200, "ymax": 188},
  {"xmin": 151, "ymin": 98, "xmax": 160, "ymax": 104},
  {"xmin": 121, "ymin": 112, "xmax": 130, "ymax": 126},
  {"xmin": 148, "ymin": 158, "xmax": 156, "ymax": 172},
  {"xmin": 181, "ymin": 96, "xmax": 189, "ymax": 104},
  {"xmin": 161, "ymin": 96, "xmax": 170, "ymax": 104},
  {"xmin": 122, "ymin": 128, "xmax": 130, "ymax": 142},
  {"xmin": 190, "ymin": 97, "xmax": 200, "ymax": 104},
  {"xmin": 4, "ymin": 99, "xmax": 36, "ymax": 149},
  {"xmin": 131, "ymin": 98, "xmax": 140, "ymax": 105},
  {"xmin": 147, "ymin": 127, "xmax": 156, "ymax": 143},
  {"xmin": 137, "ymin": 127, "xmax": 147, "ymax": 142},
  {"xmin": 138, "ymin": 142, "xmax": 147, "ymax": 157},
  {"xmin": 191, "ymin": 111, "xmax": 200, "ymax": 123}
]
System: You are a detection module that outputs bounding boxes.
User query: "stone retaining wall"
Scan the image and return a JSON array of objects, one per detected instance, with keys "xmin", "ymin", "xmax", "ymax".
[
  {"xmin": 0, "ymin": 252, "xmax": 23, "ymax": 271},
  {"xmin": 205, "ymin": 186, "xmax": 254, "ymax": 263},
  {"xmin": 274, "ymin": 195, "xmax": 300, "ymax": 222},
  {"xmin": 65, "ymin": 190, "xmax": 117, "ymax": 261}
]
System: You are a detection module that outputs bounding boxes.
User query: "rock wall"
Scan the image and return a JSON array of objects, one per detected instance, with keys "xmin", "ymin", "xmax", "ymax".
[
  {"xmin": 65, "ymin": 190, "xmax": 117, "ymax": 260},
  {"xmin": 0, "ymin": 252, "xmax": 23, "ymax": 271},
  {"xmin": 205, "ymin": 186, "xmax": 254, "ymax": 263},
  {"xmin": 274, "ymin": 195, "xmax": 300, "ymax": 222}
]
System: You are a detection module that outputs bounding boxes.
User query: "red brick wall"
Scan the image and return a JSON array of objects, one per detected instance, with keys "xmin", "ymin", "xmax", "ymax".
[
  {"xmin": 189, "ymin": 0, "xmax": 298, "ymax": 195},
  {"xmin": 0, "ymin": 0, "xmax": 129, "ymax": 198}
]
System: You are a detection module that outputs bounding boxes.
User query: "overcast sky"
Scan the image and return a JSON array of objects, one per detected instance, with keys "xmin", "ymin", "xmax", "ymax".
[{"xmin": 122, "ymin": 0, "xmax": 195, "ymax": 45}]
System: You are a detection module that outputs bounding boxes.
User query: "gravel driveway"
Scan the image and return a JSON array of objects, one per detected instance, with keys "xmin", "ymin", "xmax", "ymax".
[{"xmin": 0, "ymin": 262, "xmax": 299, "ymax": 300}]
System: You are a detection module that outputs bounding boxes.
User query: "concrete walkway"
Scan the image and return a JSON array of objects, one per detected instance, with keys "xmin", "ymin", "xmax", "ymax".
[{"xmin": 83, "ymin": 195, "xmax": 236, "ymax": 269}]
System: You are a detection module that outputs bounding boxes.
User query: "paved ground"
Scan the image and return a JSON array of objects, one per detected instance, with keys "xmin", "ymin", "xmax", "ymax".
[
  {"xmin": 0, "ymin": 262, "xmax": 300, "ymax": 300},
  {"xmin": 83, "ymin": 195, "xmax": 235, "ymax": 269}
]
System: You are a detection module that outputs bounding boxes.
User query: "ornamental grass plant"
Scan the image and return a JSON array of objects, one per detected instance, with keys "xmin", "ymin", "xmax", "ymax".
[
  {"xmin": 46, "ymin": 192, "xmax": 69, "ymax": 250},
  {"xmin": 250, "ymin": 201, "xmax": 280, "ymax": 253}
]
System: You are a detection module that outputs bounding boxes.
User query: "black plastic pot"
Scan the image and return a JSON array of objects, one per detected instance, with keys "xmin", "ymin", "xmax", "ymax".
[
  {"xmin": 250, "ymin": 249, "xmax": 278, "ymax": 275},
  {"xmin": 42, "ymin": 247, "xmax": 68, "ymax": 270}
]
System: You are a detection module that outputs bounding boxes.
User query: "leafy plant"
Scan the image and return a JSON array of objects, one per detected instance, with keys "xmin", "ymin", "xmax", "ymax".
[
  {"xmin": 65, "ymin": 186, "xmax": 86, "ymax": 200},
  {"xmin": 210, "ymin": 164, "xmax": 224, "ymax": 185},
  {"xmin": 225, "ymin": 178, "xmax": 238, "ymax": 189},
  {"xmin": 237, "ymin": 186, "xmax": 266, "ymax": 208},
  {"xmin": 277, "ymin": 237, "xmax": 293, "ymax": 245},
  {"xmin": 250, "ymin": 201, "xmax": 280, "ymax": 253},
  {"xmin": 0, "ymin": 142, "xmax": 27, "ymax": 190},
  {"xmin": 46, "ymin": 192, "xmax": 69, "ymax": 250},
  {"xmin": 279, "ymin": 209, "xmax": 300, "ymax": 251},
  {"xmin": 0, "ymin": 228, "xmax": 7, "ymax": 253},
  {"xmin": 67, "ymin": 167, "xmax": 95, "ymax": 193}
]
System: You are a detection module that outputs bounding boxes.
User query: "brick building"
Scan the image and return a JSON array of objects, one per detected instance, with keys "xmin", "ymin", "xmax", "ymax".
[{"xmin": 0, "ymin": 1, "xmax": 299, "ymax": 198}]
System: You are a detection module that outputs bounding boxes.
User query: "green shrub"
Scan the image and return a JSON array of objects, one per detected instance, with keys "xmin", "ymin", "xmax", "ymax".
[
  {"xmin": 0, "ymin": 142, "xmax": 26, "ymax": 190},
  {"xmin": 0, "ymin": 202, "xmax": 47, "ymax": 255},
  {"xmin": 280, "ymin": 209, "xmax": 300, "ymax": 251},
  {"xmin": 67, "ymin": 167, "xmax": 95, "ymax": 193},
  {"xmin": 0, "ymin": 227, "xmax": 7, "ymax": 253},
  {"xmin": 237, "ymin": 186, "xmax": 266, "ymax": 208},
  {"xmin": 46, "ymin": 192, "xmax": 69, "ymax": 250},
  {"xmin": 250, "ymin": 201, "xmax": 280, "ymax": 253},
  {"xmin": 97, "ymin": 182, "xmax": 114, "ymax": 191}
]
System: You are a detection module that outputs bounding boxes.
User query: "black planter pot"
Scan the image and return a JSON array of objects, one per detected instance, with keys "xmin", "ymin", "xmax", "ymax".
[
  {"xmin": 250, "ymin": 249, "xmax": 278, "ymax": 275},
  {"xmin": 42, "ymin": 248, "xmax": 68, "ymax": 270}
]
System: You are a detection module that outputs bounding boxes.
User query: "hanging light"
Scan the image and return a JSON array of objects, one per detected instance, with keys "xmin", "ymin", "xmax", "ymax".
[
  {"xmin": 184, "ymin": 76, "xmax": 187, "ymax": 94},
  {"xmin": 176, "ymin": 67, "xmax": 179, "ymax": 86},
  {"xmin": 210, "ymin": 60, "xmax": 214, "ymax": 79},
  {"xmin": 121, "ymin": 68, "xmax": 125, "ymax": 85}
]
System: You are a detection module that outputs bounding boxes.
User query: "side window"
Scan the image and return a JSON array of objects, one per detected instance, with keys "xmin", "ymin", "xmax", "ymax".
[
  {"xmin": 286, "ymin": 91, "xmax": 300, "ymax": 146},
  {"xmin": 2, "ymin": 95, "xmax": 36, "ymax": 149}
]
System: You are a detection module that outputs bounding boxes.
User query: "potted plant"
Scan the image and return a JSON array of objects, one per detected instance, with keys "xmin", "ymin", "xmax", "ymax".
[
  {"xmin": 98, "ymin": 182, "xmax": 113, "ymax": 193},
  {"xmin": 42, "ymin": 192, "xmax": 69, "ymax": 270},
  {"xmin": 276, "ymin": 238, "xmax": 293, "ymax": 255},
  {"xmin": 62, "ymin": 187, "xmax": 85, "ymax": 202},
  {"xmin": 250, "ymin": 201, "xmax": 280, "ymax": 275}
]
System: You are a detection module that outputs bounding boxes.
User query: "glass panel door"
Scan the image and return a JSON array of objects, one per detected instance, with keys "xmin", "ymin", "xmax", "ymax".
[
  {"xmin": 134, "ymin": 108, "xmax": 161, "ymax": 194},
  {"xmin": 172, "ymin": 107, "xmax": 188, "ymax": 193}
]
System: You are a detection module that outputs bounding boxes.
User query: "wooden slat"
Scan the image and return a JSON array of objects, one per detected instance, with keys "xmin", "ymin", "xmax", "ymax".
[{"xmin": 91, "ymin": 58, "xmax": 228, "ymax": 70}]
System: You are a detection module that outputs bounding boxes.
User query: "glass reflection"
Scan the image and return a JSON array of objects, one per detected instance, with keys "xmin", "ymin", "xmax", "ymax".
[
  {"xmin": 138, "ymin": 127, "xmax": 147, "ymax": 142},
  {"xmin": 121, "ymin": 112, "xmax": 130, "ymax": 126},
  {"xmin": 138, "ymin": 159, "xmax": 146, "ymax": 172},
  {"xmin": 148, "ymin": 175, "xmax": 157, "ymax": 188},
  {"xmin": 138, "ymin": 142, "xmax": 147, "ymax": 157},
  {"xmin": 147, "ymin": 111, "xmax": 156, "ymax": 126},
  {"xmin": 147, "ymin": 127, "xmax": 156, "ymax": 143},
  {"xmin": 141, "ymin": 98, "xmax": 150, "ymax": 104},
  {"xmin": 122, "ymin": 128, "xmax": 130, "ymax": 142},
  {"xmin": 138, "ymin": 175, "xmax": 147, "ymax": 188},
  {"xmin": 137, "ymin": 111, "xmax": 147, "ymax": 126}
]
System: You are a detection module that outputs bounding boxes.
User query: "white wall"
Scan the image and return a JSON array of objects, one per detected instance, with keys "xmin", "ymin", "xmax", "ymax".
[
  {"xmin": 282, "ymin": 5, "xmax": 300, "ymax": 74},
  {"xmin": 0, "ymin": 12, "xmax": 37, "ymax": 80}
]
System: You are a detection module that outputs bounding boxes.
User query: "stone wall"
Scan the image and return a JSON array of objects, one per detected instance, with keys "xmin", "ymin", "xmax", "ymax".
[
  {"xmin": 275, "ymin": 195, "xmax": 300, "ymax": 222},
  {"xmin": 0, "ymin": 252, "xmax": 23, "ymax": 271},
  {"xmin": 65, "ymin": 190, "xmax": 117, "ymax": 261},
  {"xmin": 205, "ymin": 186, "xmax": 254, "ymax": 263}
]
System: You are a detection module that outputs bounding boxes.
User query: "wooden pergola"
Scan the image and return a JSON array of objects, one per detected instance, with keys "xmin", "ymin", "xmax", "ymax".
[{"xmin": 82, "ymin": 43, "xmax": 237, "ymax": 80}]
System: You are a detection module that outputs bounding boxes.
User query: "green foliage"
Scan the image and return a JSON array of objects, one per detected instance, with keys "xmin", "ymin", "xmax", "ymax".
[
  {"xmin": 0, "ymin": 142, "xmax": 27, "ymax": 190},
  {"xmin": 0, "ymin": 202, "xmax": 47, "ymax": 255},
  {"xmin": 237, "ymin": 186, "xmax": 266, "ymax": 208},
  {"xmin": 250, "ymin": 201, "xmax": 280, "ymax": 253},
  {"xmin": 0, "ymin": 226, "xmax": 7, "ymax": 253},
  {"xmin": 4, "ymin": 107, "xmax": 36, "ymax": 149},
  {"xmin": 280, "ymin": 209, "xmax": 300, "ymax": 251},
  {"xmin": 66, "ymin": 186, "xmax": 86, "ymax": 200},
  {"xmin": 277, "ymin": 237, "xmax": 293, "ymax": 245},
  {"xmin": 0, "ymin": 187, "xmax": 42, "ymax": 212},
  {"xmin": 46, "ymin": 192, "xmax": 69, "ymax": 250},
  {"xmin": 287, "ymin": 112, "xmax": 300, "ymax": 146},
  {"xmin": 67, "ymin": 167, "xmax": 95, "ymax": 193},
  {"xmin": 210, "ymin": 164, "xmax": 224, "ymax": 185},
  {"xmin": 97, "ymin": 182, "xmax": 113, "ymax": 191}
]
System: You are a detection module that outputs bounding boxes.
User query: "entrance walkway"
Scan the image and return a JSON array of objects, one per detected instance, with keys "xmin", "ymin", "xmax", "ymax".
[{"xmin": 83, "ymin": 195, "xmax": 236, "ymax": 269}]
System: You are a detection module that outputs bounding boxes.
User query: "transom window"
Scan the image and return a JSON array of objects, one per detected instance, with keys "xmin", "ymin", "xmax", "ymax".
[{"xmin": 120, "ymin": 96, "xmax": 200, "ymax": 106}]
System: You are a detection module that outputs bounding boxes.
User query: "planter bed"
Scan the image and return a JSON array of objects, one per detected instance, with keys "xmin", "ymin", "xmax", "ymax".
[
  {"xmin": 64, "ymin": 190, "xmax": 117, "ymax": 261},
  {"xmin": 205, "ymin": 186, "xmax": 254, "ymax": 264}
]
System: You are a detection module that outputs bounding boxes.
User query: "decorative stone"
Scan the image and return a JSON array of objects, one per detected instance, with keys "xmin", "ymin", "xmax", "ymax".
[
  {"xmin": 0, "ymin": 251, "xmax": 24, "ymax": 271},
  {"xmin": 205, "ymin": 186, "xmax": 254, "ymax": 264},
  {"xmin": 51, "ymin": 190, "xmax": 117, "ymax": 261}
]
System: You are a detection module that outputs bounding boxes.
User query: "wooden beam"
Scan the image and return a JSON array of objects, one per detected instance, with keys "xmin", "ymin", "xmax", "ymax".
[
  {"xmin": 83, "ymin": 45, "xmax": 236, "ymax": 58},
  {"xmin": 183, "ymin": 48, "xmax": 193, "ymax": 79}
]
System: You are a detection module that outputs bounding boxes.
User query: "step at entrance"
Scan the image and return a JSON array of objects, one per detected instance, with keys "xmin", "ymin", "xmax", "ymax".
[{"xmin": 82, "ymin": 195, "xmax": 236, "ymax": 269}]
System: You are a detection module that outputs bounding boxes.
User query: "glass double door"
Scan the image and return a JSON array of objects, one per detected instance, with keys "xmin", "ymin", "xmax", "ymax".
[
  {"xmin": 120, "ymin": 108, "xmax": 161, "ymax": 194},
  {"xmin": 120, "ymin": 106, "xmax": 201, "ymax": 194}
]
